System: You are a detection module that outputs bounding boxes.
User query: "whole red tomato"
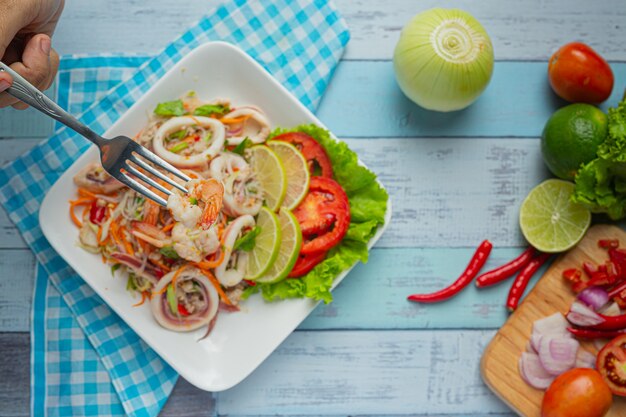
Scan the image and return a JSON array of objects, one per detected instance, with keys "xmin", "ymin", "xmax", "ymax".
[
  {"xmin": 548, "ymin": 42, "xmax": 614, "ymax": 103},
  {"xmin": 597, "ymin": 334, "xmax": 626, "ymax": 396},
  {"xmin": 541, "ymin": 368, "xmax": 612, "ymax": 417}
]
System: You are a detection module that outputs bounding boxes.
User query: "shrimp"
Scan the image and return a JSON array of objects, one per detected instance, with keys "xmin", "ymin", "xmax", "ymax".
[
  {"xmin": 167, "ymin": 178, "xmax": 224, "ymax": 230},
  {"xmin": 171, "ymin": 222, "xmax": 220, "ymax": 263}
]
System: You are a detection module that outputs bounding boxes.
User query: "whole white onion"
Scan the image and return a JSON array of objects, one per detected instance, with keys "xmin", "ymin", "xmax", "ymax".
[{"xmin": 393, "ymin": 8, "xmax": 494, "ymax": 112}]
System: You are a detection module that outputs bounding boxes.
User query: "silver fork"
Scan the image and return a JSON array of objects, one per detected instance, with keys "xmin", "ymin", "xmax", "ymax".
[{"xmin": 0, "ymin": 61, "xmax": 190, "ymax": 206}]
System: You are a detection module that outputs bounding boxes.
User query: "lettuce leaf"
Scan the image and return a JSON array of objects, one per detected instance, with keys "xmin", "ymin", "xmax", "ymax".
[
  {"xmin": 252, "ymin": 124, "xmax": 389, "ymax": 303},
  {"xmin": 573, "ymin": 98, "xmax": 626, "ymax": 219}
]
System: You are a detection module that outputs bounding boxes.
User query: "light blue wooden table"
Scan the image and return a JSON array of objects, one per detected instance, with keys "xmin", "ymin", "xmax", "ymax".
[{"xmin": 1, "ymin": 0, "xmax": 625, "ymax": 415}]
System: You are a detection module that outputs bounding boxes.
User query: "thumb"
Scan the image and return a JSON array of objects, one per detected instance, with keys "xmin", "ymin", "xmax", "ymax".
[{"xmin": 11, "ymin": 34, "xmax": 52, "ymax": 90}]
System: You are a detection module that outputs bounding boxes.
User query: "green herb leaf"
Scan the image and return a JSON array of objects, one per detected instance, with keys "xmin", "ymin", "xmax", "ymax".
[
  {"xmin": 233, "ymin": 226, "xmax": 261, "ymax": 251},
  {"xmin": 166, "ymin": 283, "xmax": 178, "ymax": 315},
  {"xmin": 126, "ymin": 273, "xmax": 137, "ymax": 292},
  {"xmin": 194, "ymin": 104, "xmax": 229, "ymax": 117},
  {"xmin": 160, "ymin": 246, "xmax": 180, "ymax": 259},
  {"xmin": 111, "ymin": 263, "xmax": 121, "ymax": 276},
  {"xmin": 154, "ymin": 100, "xmax": 186, "ymax": 117},
  {"xmin": 168, "ymin": 141, "xmax": 189, "ymax": 153},
  {"xmin": 189, "ymin": 197, "xmax": 198, "ymax": 205},
  {"xmin": 166, "ymin": 129, "xmax": 187, "ymax": 142},
  {"xmin": 232, "ymin": 137, "xmax": 253, "ymax": 155}
]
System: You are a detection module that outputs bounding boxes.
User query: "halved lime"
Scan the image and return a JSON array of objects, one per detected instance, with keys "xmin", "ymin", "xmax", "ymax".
[
  {"xmin": 245, "ymin": 207, "xmax": 281, "ymax": 280},
  {"xmin": 248, "ymin": 145, "xmax": 287, "ymax": 211},
  {"xmin": 519, "ymin": 179, "xmax": 591, "ymax": 253},
  {"xmin": 254, "ymin": 209, "xmax": 302, "ymax": 284},
  {"xmin": 267, "ymin": 140, "xmax": 310, "ymax": 210}
]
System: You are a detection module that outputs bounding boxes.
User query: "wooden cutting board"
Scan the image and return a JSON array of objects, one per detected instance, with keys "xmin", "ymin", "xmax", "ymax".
[{"xmin": 481, "ymin": 224, "xmax": 626, "ymax": 417}]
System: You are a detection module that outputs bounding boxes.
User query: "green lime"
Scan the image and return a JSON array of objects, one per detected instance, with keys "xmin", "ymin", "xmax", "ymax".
[
  {"xmin": 248, "ymin": 145, "xmax": 287, "ymax": 211},
  {"xmin": 245, "ymin": 207, "xmax": 281, "ymax": 280},
  {"xmin": 255, "ymin": 209, "xmax": 302, "ymax": 284},
  {"xmin": 541, "ymin": 103, "xmax": 608, "ymax": 180},
  {"xmin": 267, "ymin": 140, "xmax": 310, "ymax": 210},
  {"xmin": 519, "ymin": 179, "xmax": 591, "ymax": 253}
]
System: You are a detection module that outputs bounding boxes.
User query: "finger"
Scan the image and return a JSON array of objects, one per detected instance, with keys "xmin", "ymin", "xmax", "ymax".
[
  {"xmin": 12, "ymin": 101, "xmax": 29, "ymax": 110},
  {"xmin": 0, "ymin": 34, "xmax": 52, "ymax": 108},
  {"xmin": 0, "ymin": 71, "xmax": 13, "ymax": 108},
  {"xmin": 0, "ymin": 0, "xmax": 36, "ymax": 58},
  {"xmin": 42, "ymin": 48, "xmax": 60, "ymax": 91}
]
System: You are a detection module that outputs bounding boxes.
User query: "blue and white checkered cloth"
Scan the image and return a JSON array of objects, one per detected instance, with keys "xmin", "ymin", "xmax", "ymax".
[{"xmin": 1, "ymin": 1, "xmax": 349, "ymax": 415}]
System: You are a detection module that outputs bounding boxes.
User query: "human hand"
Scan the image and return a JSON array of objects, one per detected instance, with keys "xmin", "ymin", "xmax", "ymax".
[{"xmin": 0, "ymin": 0, "xmax": 64, "ymax": 109}]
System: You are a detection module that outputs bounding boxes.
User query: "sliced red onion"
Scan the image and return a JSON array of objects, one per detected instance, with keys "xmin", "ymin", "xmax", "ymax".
[
  {"xmin": 226, "ymin": 126, "xmax": 244, "ymax": 137},
  {"xmin": 519, "ymin": 352, "xmax": 555, "ymax": 390},
  {"xmin": 575, "ymin": 349, "xmax": 596, "ymax": 369},
  {"xmin": 526, "ymin": 341, "xmax": 537, "ymax": 354},
  {"xmin": 538, "ymin": 335, "xmax": 579, "ymax": 376},
  {"xmin": 530, "ymin": 334, "xmax": 543, "ymax": 353},
  {"xmin": 567, "ymin": 301, "xmax": 606, "ymax": 327},
  {"xmin": 532, "ymin": 313, "xmax": 570, "ymax": 337},
  {"xmin": 578, "ymin": 286, "xmax": 609, "ymax": 311},
  {"xmin": 600, "ymin": 301, "xmax": 622, "ymax": 317}
]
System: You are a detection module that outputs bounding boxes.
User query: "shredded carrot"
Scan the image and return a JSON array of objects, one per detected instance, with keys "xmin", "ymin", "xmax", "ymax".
[
  {"xmin": 70, "ymin": 197, "xmax": 95, "ymax": 206},
  {"xmin": 118, "ymin": 227, "xmax": 135, "ymax": 256},
  {"xmin": 194, "ymin": 248, "xmax": 225, "ymax": 270},
  {"xmin": 161, "ymin": 223, "xmax": 175, "ymax": 233},
  {"xmin": 96, "ymin": 226, "xmax": 103, "ymax": 244},
  {"xmin": 69, "ymin": 203, "xmax": 83, "ymax": 228},
  {"xmin": 143, "ymin": 200, "xmax": 160, "ymax": 225},
  {"xmin": 198, "ymin": 269, "xmax": 233, "ymax": 306},
  {"xmin": 154, "ymin": 265, "xmax": 188, "ymax": 295},
  {"xmin": 132, "ymin": 291, "xmax": 151, "ymax": 307},
  {"xmin": 220, "ymin": 115, "xmax": 251, "ymax": 124},
  {"xmin": 68, "ymin": 197, "xmax": 93, "ymax": 228},
  {"xmin": 150, "ymin": 259, "xmax": 171, "ymax": 273},
  {"xmin": 77, "ymin": 188, "xmax": 97, "ymax": 199}
]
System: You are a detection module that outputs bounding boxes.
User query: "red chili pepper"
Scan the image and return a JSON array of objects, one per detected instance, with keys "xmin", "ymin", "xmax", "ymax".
[
  {"xmin": 475, "ymin": 247, "xmax": 535, "ymax": 288},
  {"xmin": 89, "ymin": 201, "xmax": 106, "ymax": 225},
  {"xmin": 567, "ymin": 327, "xmax": 626, "ymax": 339},
  {"xmin": 178, "ymin": 304, "xmax": 190, "ymax": 316},
  {"xmin": 599, "ymin": 239, "xmax": 620, "ymax": 249},
  {"xmin": 243, "ymin": 279, "xmax": 256, "ymax": 287},
  {"xmin": 573, "ymin": 271, "xmax": 612, "ymax": 293},
  {"xmin": 407, "ymin": 240, "xmax": 492, "ymax": 303},
  {"xmin": 562, "ymin": 268, "xmax": 582, "ymax": 284},
  {"xmin": 616, "ymin": 294, "xmax": 626, "ymax": 309},
  {"xmin": 582, "ymin": 261, "xmax": 597, "ymax": 279},
  {"xmin": 609, "ymin": 280, "xmax": 626, "ymax": 299},
  {"xmin": 506, "ymin": 252, "xmax": 551, "ymax": 312}
]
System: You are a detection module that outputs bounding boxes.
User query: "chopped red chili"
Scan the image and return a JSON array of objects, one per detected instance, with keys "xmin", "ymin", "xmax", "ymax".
[
  {"xmin": 506, "ymin": 252, "xmax": 551, "ymax": 311},
  {"xmin": 475, "ymin": 247, "xmax": 535, "ymax": 288}
]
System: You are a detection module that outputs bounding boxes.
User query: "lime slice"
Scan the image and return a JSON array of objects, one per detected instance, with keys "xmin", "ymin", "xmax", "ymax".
[
  {"xmin": 254, "ymin": 209, "xmax": 302, "ymax": 284},
  {"xmin": 267, "ymin": 140, "xmax": 310, "ymax": 210},
  {"xmin": 248, "ymin": 145, "xmax": 287, "ymax": 211},
  {"xmin": 245, "ymin": 207, "xmax": 281, "ymax": 280},
  {"xmin": 519, "ymin": 179, "xmax": 591, "ymax": 253}
]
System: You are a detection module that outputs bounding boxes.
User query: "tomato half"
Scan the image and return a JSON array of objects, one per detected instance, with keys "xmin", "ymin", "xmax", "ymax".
[
  {"xmin": 597, "ymin": 334, "xmax": 626, "ymax": 396},
  {"xmin": 293, "ymin": 177, "xmax": 350, "ymax": 254},
  {"xmin": 289, "ymin": 251, "xmax": 328, "ymax": 278},
  {"xmin": 273, "ymin": 132, "xmax": 333, "ymax": 177},
  {"xmin": 548, "ymin": 42, "xmax": 614, "ymax": 104},
  {"xmin": 541, "ymin": 368, "xmax": 613, "ymax": 417}
]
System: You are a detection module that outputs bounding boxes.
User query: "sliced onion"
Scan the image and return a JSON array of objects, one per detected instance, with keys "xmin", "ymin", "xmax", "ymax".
[
  {"xmin": 530, "ymin": 334, "xmax": 543, "ymax": 353},
  {"xmin": 600, "ymin": 301, "xmax": 622, "ymax": 317},
  {"xmin": 538, "ymin": 335, "xmax": 579, "ymax": 376},
  {"xmin": 519, "ymin": 352, "xmax": 555, "ymax": 390},
  {"xmin": 526, "ymin": 341, "xmax": 537, "ymax": 354},
  {"xmin": 567, "ymin": 301, "xmax": 606, "ymax": 327},
  {"xmin": 578, "ymin": 286, "xmax": 609, "ymax": 311},
  {"xmin": 532, "ymin": 313, "xmax": 570, "ymax": 337},
  {"xmin": 575, "ymin": 349, "xmax": 597, "ymax": 369}
]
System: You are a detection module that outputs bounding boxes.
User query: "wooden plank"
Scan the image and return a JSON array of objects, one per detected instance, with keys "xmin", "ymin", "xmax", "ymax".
[
  {"xmin": 0, "ymin": 250, "xmax": 34, "ymax": 333},
  {"xmin": 481, "ymin": 225, "xmax": 626, "ymax": 417},
  {"xmin": 0, "ymin": 137, "xmax": 549, "ymax": 250},
  {"xmin": 318, "ymin": 61, "xmax": 626, "ymax": 138},
  {"xmin": 217, "ymin": 330, "xmax": 511, "ymax": 416},
  {"xmin": 52, "ymin": 0, "xmax": 626, "ymax": 61},
  {"xmin": 0, "ymin": 247, "xmax": 538, "ymax": 333},
  {"xmin": 0, "ymin": 333, "xmax": 29, "ymax": 417}
]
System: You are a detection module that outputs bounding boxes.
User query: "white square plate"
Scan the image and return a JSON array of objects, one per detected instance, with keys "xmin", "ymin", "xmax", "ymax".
[{"xmin": 40, "ymin": 42, "xmax": 391, "ymax": 391}]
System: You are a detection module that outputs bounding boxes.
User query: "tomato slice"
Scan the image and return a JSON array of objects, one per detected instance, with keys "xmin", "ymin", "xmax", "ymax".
[
  {"xmin": 178, "ymin": 304, "xmax": 190, "ymax": 316},
  {"xmin": 89, "ymin": 201, "xmax": 106, "ymax": 224},
  {"xmin": 597, "ymin": 334, "xmax": 626, "ymax": 396},
  {"xmin": 289, "ymin": 251, "xmax": 328, "ymax": 278},
  {"xmin": 273, "ymin": 132, "xmax": 333, "ymax": 177},
  {"xmin": 293, "ymin": 177, "xmax": 350, "ymax": 254}
]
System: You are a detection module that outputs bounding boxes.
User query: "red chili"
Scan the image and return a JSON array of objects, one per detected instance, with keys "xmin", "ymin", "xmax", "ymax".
[
  {"xmin": 599, "ymin": 239, "xmax": 620, "ymax": 249},
  {"xmin": 585, "ymin": 312, "xmax": 626, "ymax": 331},
  {"xmin": 178, "ymin": 304, "xmax": 190, "ymax": 316},
  {"xmin": 562, "ymin": 268, "xmax": 582, "ymax": 284},
  {"xmin": 582, "ymin": 261, "xmax": 597, "ymax": 278},
  {"xmin": 573, "ymin": 271, "xmax": 612, "ymax": 293},
  {"xmin": 407, "ymin": 240, "xmax": 492, "ymax": 303},
  {"xmin": 475, "ymin": 247, "xmax": 535, "ymax": 288},
  {"xmin": 567, "ymin": 327, "xmax": 626, "ymax": 339},
  {"xmin": 506, "ymin": 252, "xmax": 551, "ymax": 311},
  {"xmin": 89, "ymin": 201, "xmax": 106, "ymax": 225},
  {"xmin": 609, "ymin": 280, "xmax": 626, "ymax": 299},
  {"xmin": 243, "ymin": 279, "xmax": 256, "ymax": 287}
]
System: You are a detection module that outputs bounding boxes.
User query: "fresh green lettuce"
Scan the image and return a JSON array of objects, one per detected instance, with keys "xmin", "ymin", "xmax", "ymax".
[
  {"xmin": 573, "ymin": 99, "xmax": 626, "ymax": 219},
  {"xmin": 244, "ymin": 124, "xmax": 389, "ymax": 303},
  {"xmin": 154, "ymin": 99, "xmax": 186, "ymax": 117}
]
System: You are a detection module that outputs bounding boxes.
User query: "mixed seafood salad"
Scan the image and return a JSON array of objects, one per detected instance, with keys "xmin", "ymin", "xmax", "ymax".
[{"xmin": 69, "ymin": 93, "xmax": 388, "ymax": 337}]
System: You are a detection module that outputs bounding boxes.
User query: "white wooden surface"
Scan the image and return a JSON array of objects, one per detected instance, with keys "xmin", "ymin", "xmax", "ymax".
[{"xmin": 1, "ymin": 0, "xmax": 625, "ymax": 416}]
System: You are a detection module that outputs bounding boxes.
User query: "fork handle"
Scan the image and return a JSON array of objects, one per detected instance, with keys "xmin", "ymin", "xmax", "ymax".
[{"xmin": 0, "ymin": 61, "xmax": 104, "ymax": 146}]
